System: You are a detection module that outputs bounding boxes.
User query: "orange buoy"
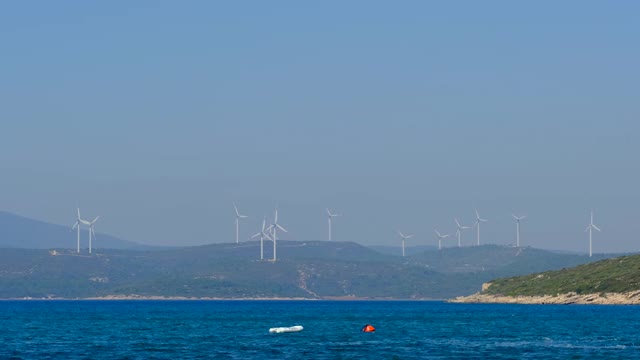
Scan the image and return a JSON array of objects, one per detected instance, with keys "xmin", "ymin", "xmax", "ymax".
[{"xmin": 361, "ymin": 324, "xmax": 376, "ymax": 332}]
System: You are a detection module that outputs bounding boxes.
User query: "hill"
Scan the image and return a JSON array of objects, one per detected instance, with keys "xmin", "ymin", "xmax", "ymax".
[
  {"xmin": 451, "ymin": 253, "xmax": 640, "ymax": 304},
  {"xmin": 408, "ymin": 245, "xmax": 612, "ymax": 276},
  {"xmin": 0, "ymin": 211, "xmax": 151, "ymax": 250},
  {"xmin": 483, "ymin": 254, "xmax": 640, "ymax": 296},
  {"xmin": 0, "ymin": 242, "xmax": 621, "ymax": 300}
]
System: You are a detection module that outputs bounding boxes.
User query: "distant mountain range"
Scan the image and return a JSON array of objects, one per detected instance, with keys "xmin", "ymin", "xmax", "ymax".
[
  {"xmin": 0, "ymin": 211, "xmax": 629, "ymax": 300},
  {"xmin": 0, "ymin": 238, "xmax": 623, "ymax": 299},
  {"xmin": 0, "ymin": 211, "xmax": 150, "ymax": 250}
]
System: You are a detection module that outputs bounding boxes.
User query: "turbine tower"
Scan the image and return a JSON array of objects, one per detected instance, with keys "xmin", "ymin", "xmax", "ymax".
[
  {"xmin": 585, "ymin": 210, "xmax": 601, "ymax": 257},
  {"xmin": 234, "ymin": 204, "xmax": 248, "ymax": 244},
  {"xmin": 82, "ymin": 216, "xmax": 100, "ymax": 254},
  {"xmin": 326, "ymin": 208, "xmax": 341, "ymax": 241},
  {"xmin": 70, "ymin": 208, "xmax": 85, "ymax": 254},
  {"xmin": 512, "ymin": 214, "xmax": 526, "ymax": 247},
  {"xmin": 398, "ymin": 231, "xmax": 414, "ymax": 257},
  {"xmin": 434, "ymin": 230, "xmax": 450, "ymax": 250},
  {"xmin": 473, "ymin": 209, "xmax": 488, "ymax": 246},
  {"xmin": 454, "ymin": 218, "xmax": 469, "ymax": 248},
  {"xmin": 250, "ymin": 216, "xmax": 273, "ymax": 260},
  {"xmin": 266, "ymin": 208, "xmax": 287, "ymax": 261}
]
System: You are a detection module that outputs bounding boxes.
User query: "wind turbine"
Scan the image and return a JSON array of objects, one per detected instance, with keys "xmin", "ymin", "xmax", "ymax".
[
  {"xmin": 473, "ymin": 209, "xmax": 488, "ymax": 246},
  {"xmin": 266, "ymin": 208, "xmax": 287, "ymax": 261},
  {"xmin": 234, "ymin": 204, "xmax": 248, "ymax": 244},
  {"xmin": 434, "ymin": 230, "xmax": 450, "ymax": 250},
  {"xmin": 398, "ymin": 231, "xmax": 414, "ymax": 257},
  {"xmin": 512, "ymin": 214, "xmax": 526, "ymax": 247},
  {"xmin": 70, "ymin": 208, "xmax": 85, "ymax": 254},
  {"xmin": 81, "ymin": 216, "xmax": 100, "ymax": 255},
  {"xmin": 326, "ymin": 209, "xmax": 341, "ymax": 241},
  {"xmin": 250, "ymin": 216, "xmax": 273, "ymax": 260},
  {"xmin": 454, "ymin": 218, "xmax": 469, "ymax": 248},
  {"xmin": 585, "ymin": 210, "xmax": 601, "ymax": 257}
]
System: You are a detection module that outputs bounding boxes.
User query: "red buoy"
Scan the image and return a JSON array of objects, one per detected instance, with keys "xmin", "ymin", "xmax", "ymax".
[{"xmin": 361, "ymin": 324, "xmax": 376, "ymax": 332}]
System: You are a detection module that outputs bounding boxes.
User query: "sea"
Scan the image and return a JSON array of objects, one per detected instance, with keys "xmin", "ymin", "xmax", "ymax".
[{"xmin": 1, "ymin": 300, "xmax": 639, "ymax": 359}]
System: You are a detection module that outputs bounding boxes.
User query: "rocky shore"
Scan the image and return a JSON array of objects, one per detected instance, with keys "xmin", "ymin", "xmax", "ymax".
[{"xmin": 450, "ymin": 290, "xmax": 640, "ymax": 305}]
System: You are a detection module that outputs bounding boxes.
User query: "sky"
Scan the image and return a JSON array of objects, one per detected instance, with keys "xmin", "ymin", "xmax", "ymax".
[{"xmin": 0, "ymin": 1, "xmax": 639, "ymax": 253}]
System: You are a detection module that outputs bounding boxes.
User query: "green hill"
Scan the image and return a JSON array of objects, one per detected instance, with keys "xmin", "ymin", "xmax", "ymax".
[
  {"xmin": 483, "ymin": 254, "xmax": 640, "ymax": 296},
  {"xmin": 0, "ymin": 242, "xmax": 623, "ymax": 299}
]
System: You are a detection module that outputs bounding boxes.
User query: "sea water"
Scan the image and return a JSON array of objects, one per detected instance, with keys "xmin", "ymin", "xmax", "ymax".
[{"xmin": 1, "ymin": 300, "xmax": 639, "ymax": 359}]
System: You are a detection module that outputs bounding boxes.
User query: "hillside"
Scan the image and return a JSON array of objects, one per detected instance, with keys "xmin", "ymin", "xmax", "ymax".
[
  {"xmin": 0, "ymin": 211, "xmax": 151, "ymax": 250},
  {"xmin": 408, "ymin": 245, "xmax": 611, "ymax": 277},
  {"xmin": 482, "ymin": 254, "xmax": 640, "ymax": 297},
  {"xmin": 0, "ymin": 242, "xmax": 621, "ymax": 299}
]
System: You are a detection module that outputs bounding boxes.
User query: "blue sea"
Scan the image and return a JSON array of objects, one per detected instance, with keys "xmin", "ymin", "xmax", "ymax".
[{"xmin": 1, "ymin": 300, "xmax": 639, "ymax": 359}]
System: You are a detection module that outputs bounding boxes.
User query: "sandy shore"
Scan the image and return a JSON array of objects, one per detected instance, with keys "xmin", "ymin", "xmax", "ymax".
[{"xmin": 450, "ymin": 290, "xmax": 640, "ymax": 305}]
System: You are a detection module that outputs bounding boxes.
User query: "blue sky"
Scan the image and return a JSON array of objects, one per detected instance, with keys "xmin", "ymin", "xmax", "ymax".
[{"xmin": 1, "ymin": 1, "xmax": 639, "ymax": 252}]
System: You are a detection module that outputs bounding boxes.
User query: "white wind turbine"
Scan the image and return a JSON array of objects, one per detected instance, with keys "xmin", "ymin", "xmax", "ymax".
[
  {"xmin": 250, "ymin": 216, "xmax": 273, "ymax": 260},
  {"xmin": 512, "ymin": 214, "xmax": 526, "ymax": 247},
  {"xmin": 70, "ymin": 208, "xmax": 86, "ymax": 254},
  {"xmin": 81, "ymin": 215, "xmax": 100, "ymax": 255},
  {"xmin": 326, "ymin": 208, "xmax": 341, "ymax": 241},
  {"xmin": 454, "ymin": 218, "xmax": 469, "ymax": 248},
  {"xmin": 234, "ymin": 204, "xmax": 248, "ymax": 244},
  {"xmin": 585, "ymin": 210, "xmax": 601, "ymax": 257},
  {"xmin": 266, "ymin": 208, "xmax": 288, "ymax": 261},
  {"xmin": 398, "ymin": 231, "xmax": 414, "ymax": 257},
  {"xmin": 473, "ymin": 209, "xmax": 488, "ymax": 246},
  {"xmin": 434, "ymin": 230, "xmax": 450, "ymax": 250}
]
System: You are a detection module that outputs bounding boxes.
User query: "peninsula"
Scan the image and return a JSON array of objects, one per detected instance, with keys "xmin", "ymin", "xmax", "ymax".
[{"xmin": 451, "ymin": 254, "xmax": 640, "ymax": 304}]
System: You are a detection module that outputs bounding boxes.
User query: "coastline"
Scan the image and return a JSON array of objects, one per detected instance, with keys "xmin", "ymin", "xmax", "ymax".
[
  {"xmin": 450, "ymin": 290, "xmax": 640, "ymax": 305},
  {"xmin": 0, "ymin": 295, "xmax": 444, "ymax": 301}
]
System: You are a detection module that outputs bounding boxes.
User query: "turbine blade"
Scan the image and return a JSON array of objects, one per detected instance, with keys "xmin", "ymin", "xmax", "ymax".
[
  {"xmin": 92, "ymin": 216, "xmax": 100, "ymax": 224},
  {"xmin": 592, "ymin": 225, "xmax": 601, "ymax": 232},
  {"xmin": 475, "ymin": 209, "xmax": 480, "ymax": 219},
  {"xmin": 277, "ymin": 224, "xmax": 288, "ymax": 233},
  {"xmin": 454, "ymin": 218, "xmax": 461, "ymax": 227},
  {"xmin": 251, "ymin": 232, "xmax": 261, "ymax": 239},
  {"xmin": 234, "ymin": 204, "xmax": 240, "ymax": 217},
  {"xmin": 406, "ymin": 234, "xmax": 414, "ymax": 239}
]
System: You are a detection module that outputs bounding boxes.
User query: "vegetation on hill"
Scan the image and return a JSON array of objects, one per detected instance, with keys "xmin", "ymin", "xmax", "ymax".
[
  {"xmin": 0, "ymin": 241, "xmax": 622, "ymax": 299},
  {"xmin": 484, "ymin": 254, "xmax": 640, "ymax": 296}
]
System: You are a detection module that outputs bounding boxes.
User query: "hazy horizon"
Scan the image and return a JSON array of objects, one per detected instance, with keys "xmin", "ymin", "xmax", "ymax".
[{"xmin": 1, "ymin": 2, "xmax": 638, "ymax": 253}]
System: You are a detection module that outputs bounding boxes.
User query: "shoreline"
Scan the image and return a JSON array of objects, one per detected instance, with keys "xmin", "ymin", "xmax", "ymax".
[
  {"xmin": 0, "ymin": 295, "xmax": 445, "ymax": 301},
  {"xmin": 450, "ymin": 290, "xmax": 640, "ymax": 305}
]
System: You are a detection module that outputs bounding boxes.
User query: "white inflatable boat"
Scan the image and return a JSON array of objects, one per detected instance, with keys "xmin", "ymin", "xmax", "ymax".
[{"xmin": 269, "ymin": 325, "xmax": 304, "ymax": 334}]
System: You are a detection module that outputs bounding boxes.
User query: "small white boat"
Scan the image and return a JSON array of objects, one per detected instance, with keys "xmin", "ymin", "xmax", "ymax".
[{"xmin": 269, "ymin": 325, "xmax": 304, "ymax": 334}]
